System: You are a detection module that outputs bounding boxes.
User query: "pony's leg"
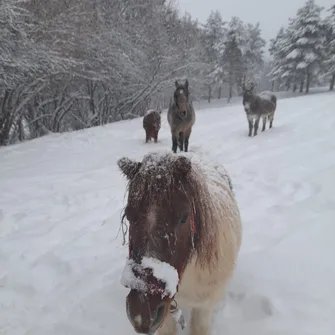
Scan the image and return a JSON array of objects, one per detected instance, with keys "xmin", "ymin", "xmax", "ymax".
[
  {"xmin": 145, "ymin": 130, "xmax": 150, "ymax": 143},
  {"xmin": 247, "ymin": 116, "xmax": 253, "ymax": 137},
  {"xmin": 172, "ymin": 132, "xmax": 178, "ymax": 153},
  {"xmin": 253, "ymin": 116, "xmax": 260, "ymax": 136},
  {"xmin": 269, "ymin": 113, "xmax": 274, "ymax": 128},
  {"xmin": 154, "ymin": 130, "xmax": 158, "ymax": 143},
  {"xmin": 178, "ymin": 131, "xmax": 184, "ymax": 151},
  {"xmin": 157, "ymin": 313, "xmax": 177, "ymax": 335},
  {"xmin": 184, "ymin": 127, "xmax": 192, "ymax": 152},
  {"xmin": 262, "ymin": 116, "xmax": 267, "ymax": 131},
  {"xmin": 189, "ymin": 307, "xmax": 213, "ymax": 335}
]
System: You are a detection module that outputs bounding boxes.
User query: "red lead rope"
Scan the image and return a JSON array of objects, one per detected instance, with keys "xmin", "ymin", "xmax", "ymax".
[{"xmin": 190, "ymin": 207, "xmax": 196, "ymax": 234}]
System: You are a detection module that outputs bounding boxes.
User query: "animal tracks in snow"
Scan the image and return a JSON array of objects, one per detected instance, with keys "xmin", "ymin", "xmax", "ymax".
[
  {"xmin": 209, "ymin": 288, "xmax": 277, "ymax": 335},
  {"xmin": 225, "ymin": 290, "xmax": 274, "ymax": 321}
]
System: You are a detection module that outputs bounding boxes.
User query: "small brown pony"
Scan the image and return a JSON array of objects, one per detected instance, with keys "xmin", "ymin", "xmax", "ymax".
[
  {"xmin": 167, "ymin": 80, "xmax": 196, "ymax": 153},
  {"xmin": 118, "ymin": 151, "xmax": 242, "ymax": 335},
  {"xmin": 143, "ymin": 109, "xmax": 162, "ymax": 143}
]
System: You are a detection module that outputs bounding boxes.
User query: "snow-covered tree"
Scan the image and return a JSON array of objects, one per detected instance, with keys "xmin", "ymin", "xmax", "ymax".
[
  {"xmin": 288, "ymin": 0, "xmax": 326, "ymax": 92},
  {"xmin": 0, "ymin": 0, "xmax": 74, "ymax": 145},
  {"xmin": 268, "ymin": 0, "xmax": 328, "ymax": 93},
  {"xmin": 202, "ymin": 10, "xmax": 226, "ymax": 101},
  {"xmin": 214, "ymin": 17, "xmax": 246, "ymax": 101},
  {"xmin": 269, "ymin": 25, "xmax": 300, "ymax": 91},
  {"xmin": 0, "ymin": 0, "xmax": 269, "ymax": 145},
  {"xmin": 324, "ymin": 5, "xmax": 335, "ymax": 90},
  {"xmin": 200, "ymin": 14, "xmax": 267, "ymax": 101},
  {"xmin": 1, "ymin": 0, "xmax": 210, "ymax": 146},
  {"xmin": 243, "ymin": 22, "xmax": 266, "ymax": 85}
]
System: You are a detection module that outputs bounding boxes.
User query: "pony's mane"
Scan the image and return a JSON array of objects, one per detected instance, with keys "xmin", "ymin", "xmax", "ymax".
[{"xmin": 121, "ymin": 152, "xmax": 219, "ymax": 268}]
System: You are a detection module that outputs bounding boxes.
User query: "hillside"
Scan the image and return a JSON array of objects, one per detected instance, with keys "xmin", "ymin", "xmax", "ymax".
[{"xmin": 1, "ymin": 92, "xmax": 335, "ymax": 335}]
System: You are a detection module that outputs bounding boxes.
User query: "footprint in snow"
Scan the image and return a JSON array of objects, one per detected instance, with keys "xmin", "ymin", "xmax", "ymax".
[{"xmin": 227, "ymin": 291, "xmax": 274, "ymax": 321}]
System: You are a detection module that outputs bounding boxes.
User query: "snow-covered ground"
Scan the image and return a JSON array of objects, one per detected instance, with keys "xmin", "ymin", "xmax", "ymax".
[{"xmin": 1, "ymin": 91, "xmax": 335, "ymax": 335}]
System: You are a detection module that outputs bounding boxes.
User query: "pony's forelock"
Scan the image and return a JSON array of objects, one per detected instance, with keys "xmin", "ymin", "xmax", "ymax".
[{"xmin": 121, "ymin": 152, "xmax": 220, "ymax": 269}]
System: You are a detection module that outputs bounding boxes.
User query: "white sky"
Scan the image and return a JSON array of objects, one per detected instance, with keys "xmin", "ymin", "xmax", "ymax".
[{"xmin": 177, "ymin": 0, "xmax": 334, "ymax": 50}]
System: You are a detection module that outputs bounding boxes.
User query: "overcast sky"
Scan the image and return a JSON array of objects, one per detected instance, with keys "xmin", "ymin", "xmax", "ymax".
[{"xmin": 177, "ymin": 0, "xmax": 334, "ymax": 47}]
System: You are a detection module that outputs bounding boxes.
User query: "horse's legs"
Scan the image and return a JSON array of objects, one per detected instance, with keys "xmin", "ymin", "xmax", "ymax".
[
  {"xmin": 189, "ymin": 306, "xmax": 213, "ymax": 335},
  {"xmin": 157, "ymin": 313, "xmax": 177, "ymax": 335},
  {"xmin": 178, "ymin": 131, "xmax": 184, "ymax": 151},
  {"xmin": 184, "ymin": 127, "xmax": 192, "ymax": 152},
  {"xmin": 247, "ymin": 116, "xmax": 253, "ymax": 137},
  {"xmin": 269, "ymin": 113, "xmax": 274, "ymax": 128},
  {"xmin": 172, "ymin": 132, "xmax": 178, "ymax": 153},
  {"xmin": 154, "ymin": 130, "xmax": 158, "ymax": 143},
  {"xmin": 253, "ymin": 116, "xmax": 260, "ymax": 136},
  {"xmin": 262, "ymin": 116, "xmax": 267, "ymax": 131},
  {"xmin": 145, "ymin": 130, "xmax": 150, "ymax": 143}
]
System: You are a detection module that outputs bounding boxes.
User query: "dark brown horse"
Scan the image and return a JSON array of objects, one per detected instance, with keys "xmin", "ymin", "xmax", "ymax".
[
  {"xmin": 167, "ymin": 80, "xmax": 196, "ymax": 153},
  {"xmin": 143, "ymin": 109, "xmax": 161, "ymax": 143},
  {"xmin": 242, "ymin": 82, "xmax": 277, "ymax": 137},
  {"xmin": 118, "ymin": 151, "xmax": 242, "ymax": 335}
]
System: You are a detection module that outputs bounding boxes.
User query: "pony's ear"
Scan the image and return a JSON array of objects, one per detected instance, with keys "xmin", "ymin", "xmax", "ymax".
[
  {"xmin": 117, "ymin": 157, "xmax": 141, "ymax": 180},
  {"xmin": 242, "ymin": 82, "xmax": 246, "ymax": 91},
  {"xmin": 175, "ymin": 80, "xmax": 179, "ymax": 88},
  {"xmin": 185, "ymin": 79, "xmax": 189, "ymax": 89},
  {"xmin": 250, "ymin": 82, "xmax": 254, "ymax": 90},
  {"xmin": 174, "ymin": 156, "xmax": 192, "ymax": 176}
]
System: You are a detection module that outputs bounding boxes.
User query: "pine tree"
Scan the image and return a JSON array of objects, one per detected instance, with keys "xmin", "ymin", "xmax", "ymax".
[
  {"xmin": 324, "ymin": 5, "xmax": 335, "ymax": 90},
  {"xmin": 287, "ymin": 0, "xmax": 326, "ymax": 93},
  {"xmin": 269, "ymin": 26, "xmax": 296, "ymax": 91},
  {"xmin": 215, "ymin": 17, "xmax": 245, "ymax": 102},
  {"xmin": 202, "ymin": 10, "xmax": 225, "ymax": 101},
  {"xmin": 243, "ymin": 22, "xmax": 266, "ymax": 85}
]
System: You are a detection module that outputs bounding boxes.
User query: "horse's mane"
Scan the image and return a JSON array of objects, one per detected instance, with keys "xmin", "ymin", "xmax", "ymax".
[{"xmin": 120, "ymin": 152, "xmax": 219, "ymax": 269}]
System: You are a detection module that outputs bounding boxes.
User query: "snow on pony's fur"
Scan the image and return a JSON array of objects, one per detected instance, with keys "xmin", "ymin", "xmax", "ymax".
[{"xmin": 118, "ymin": 151, "xmax": 242, "ymax": 335}]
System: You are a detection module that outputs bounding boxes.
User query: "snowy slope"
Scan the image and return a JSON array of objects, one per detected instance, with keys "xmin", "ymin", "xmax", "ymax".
[{"xmin": 1, "ymin": 92, "xmax": 335, "ymax": 335}]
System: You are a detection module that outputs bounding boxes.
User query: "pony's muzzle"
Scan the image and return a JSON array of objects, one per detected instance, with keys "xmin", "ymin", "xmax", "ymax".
[
  {"xmin": 244, "ymin": 102, "xmax": 250, "ymax": 112},
  {"xmin": 126, "ymin": 290, "xmax": 169, "ymax": 334},
  {"xmin": 178, "ymin": 103, "xmax": 187, "ymax": 116}
]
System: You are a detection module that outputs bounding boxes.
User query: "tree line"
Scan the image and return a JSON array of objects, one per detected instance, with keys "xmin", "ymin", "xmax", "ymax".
[
  {"xmin": 269, "ymin": 0, "xmax": 335, "ymax": 93},
  {"xmin": 0, "ymin": 0, "xmax": 334, "ymax": 146}
]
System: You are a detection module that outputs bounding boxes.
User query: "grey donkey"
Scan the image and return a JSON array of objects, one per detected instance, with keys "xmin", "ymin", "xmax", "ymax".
[{"xmin": 242, "ymin": 82, "xmax": 277, "ymax": 137}]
